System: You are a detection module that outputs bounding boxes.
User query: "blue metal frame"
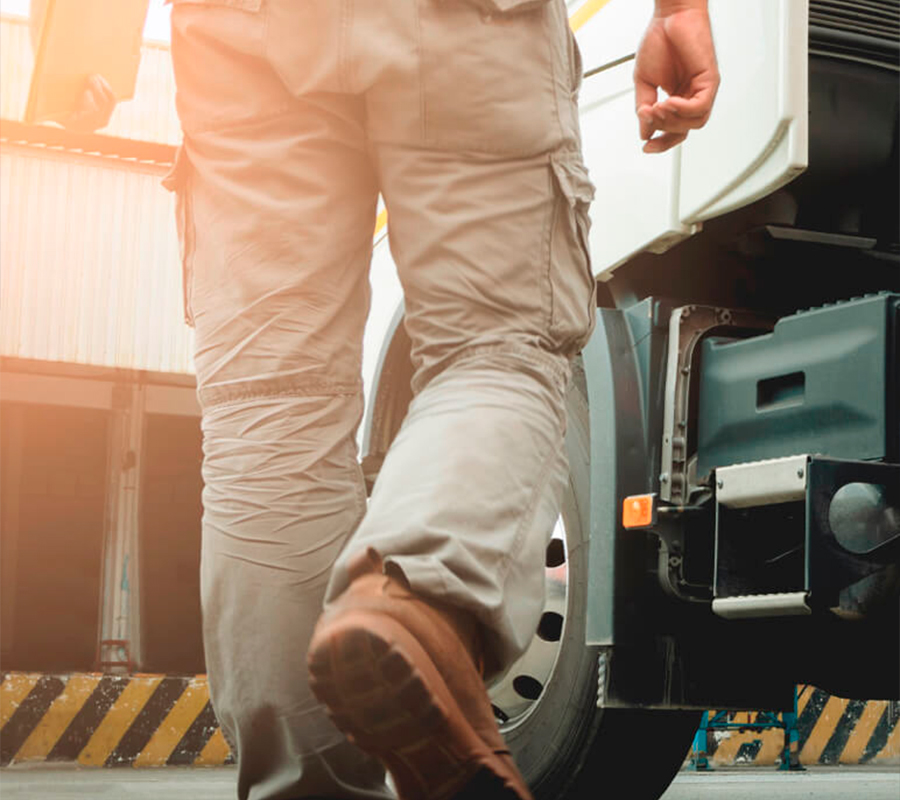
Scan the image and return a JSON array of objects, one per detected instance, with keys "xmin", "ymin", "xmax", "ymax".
[{"xmin": 689, "ymin": 686, "xmax": 806, "ymax": 771}]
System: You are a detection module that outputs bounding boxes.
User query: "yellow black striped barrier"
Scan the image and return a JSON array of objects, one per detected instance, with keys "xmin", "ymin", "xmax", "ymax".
[
  {"xmin": 704, "ymin": 688, "xmax": 900, "ymax": 767},
  {"xmin": 1, "ymin": 672, "xmax": 897, "ymax": 768},
  {"xmin": 0, "ymin": 672, "xmax": 232, "ymax": 767}
]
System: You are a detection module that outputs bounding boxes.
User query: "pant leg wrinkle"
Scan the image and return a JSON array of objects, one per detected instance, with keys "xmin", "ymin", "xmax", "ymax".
[
  {"xmin": 412, "ymin": 339, "xmax": 570, "ymax": 396},
  {"xmin": 329, "ymin": 348, "xmax": 570, "ymax": 677},
  {"xmin": 199, "ymin": 379, "xmax": 362, "ymax": 411}
]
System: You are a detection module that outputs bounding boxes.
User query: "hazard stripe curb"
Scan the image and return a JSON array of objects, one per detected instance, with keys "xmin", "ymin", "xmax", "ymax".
[
  {"xmin": 0, "ymin": 673, "xmax": 234, "ymax": 767},
  {"xmin": 705, "ymin": 689, "xmax": 900, "ymax": 767},
  {"xmin": 2, "ymin": 672, "xmax": 897, "ymax": 768}
]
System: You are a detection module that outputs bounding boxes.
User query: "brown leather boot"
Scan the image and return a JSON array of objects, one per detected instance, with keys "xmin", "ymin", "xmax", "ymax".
[{"xmin": 307, "ymin": 549, "xmax": 533, "ymax": 800}]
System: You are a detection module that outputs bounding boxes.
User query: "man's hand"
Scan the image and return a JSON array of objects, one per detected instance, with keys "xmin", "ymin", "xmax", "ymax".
[
  {"xmin": 634, "ymin": 0, "xmax": 720, "ymax": 154},
  {"xmin": 61, "ymin": 74, "xmax": 117, "ymax": 133}
]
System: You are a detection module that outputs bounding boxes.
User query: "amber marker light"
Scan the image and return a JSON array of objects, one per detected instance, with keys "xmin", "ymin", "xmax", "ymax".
[{"xmin": 622, "ymin": 494, "xmax": 656, "ymax": 529}]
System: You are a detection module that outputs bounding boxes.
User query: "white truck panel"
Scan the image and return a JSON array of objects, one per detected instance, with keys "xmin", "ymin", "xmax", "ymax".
[
  {"xmin": 579, "ymin": 62, "xmax": 697, "ymax": 279},
  {"xmin": 572, "ymin": 0, "xmax": 649, "ymax": 75},
  {"xmin": 679, "ymin": 0, "xmax": 808, "ymax": 223},
  {"xmin": 575, "ymin": 0, "xmax": 809, "ymax": 279}
]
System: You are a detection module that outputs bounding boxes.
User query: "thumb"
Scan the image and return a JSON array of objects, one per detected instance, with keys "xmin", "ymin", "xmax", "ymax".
[{"xmin": 635, "ymin": 79, "xmax": 658, "ymax": 140}]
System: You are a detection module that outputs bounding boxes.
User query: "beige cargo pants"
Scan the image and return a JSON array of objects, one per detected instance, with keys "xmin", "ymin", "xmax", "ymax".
[{"xmin": 166, "ymin": 0, "xmax": 595, "ymax": 797}]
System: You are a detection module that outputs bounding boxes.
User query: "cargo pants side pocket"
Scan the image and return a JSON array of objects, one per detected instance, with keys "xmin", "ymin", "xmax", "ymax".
[
  {"xmin": 548, "ymin": 151, "xmax": 596, "ymax": 353},
  {"xmin": 162, "ymin": 146, "xmax": 196, "ymax": 327}
]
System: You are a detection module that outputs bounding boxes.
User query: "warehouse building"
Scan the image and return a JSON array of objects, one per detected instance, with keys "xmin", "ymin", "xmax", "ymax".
[
  {"xmin": 0, "ymin": 7, "xmax": 401, "ymax": 679},
  {"xmin": 0, "ymin": 10, "xmax": 205, "ymax": 675}
]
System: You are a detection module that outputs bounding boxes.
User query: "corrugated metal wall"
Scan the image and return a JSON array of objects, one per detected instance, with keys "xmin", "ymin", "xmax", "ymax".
[
  {"xmin": 0, "ymin": 14, "xmax": 32, "ymax": 124},
  {"xmin": 0, "ymin": 14, "xmax": 180, "ymax": 146},
  {"xmin": 0, "ymin": 145, "xmax": 193, "ymax": 374}
]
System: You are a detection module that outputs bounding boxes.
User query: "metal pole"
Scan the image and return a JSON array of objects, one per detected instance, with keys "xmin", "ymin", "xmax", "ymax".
[
  {"xmin": 689, "ymin": 711, "xmax": 711, "ymax": 770},
  {"xmin": 97, "ymin": 380, "xmax": 144, "ymax": 672}
]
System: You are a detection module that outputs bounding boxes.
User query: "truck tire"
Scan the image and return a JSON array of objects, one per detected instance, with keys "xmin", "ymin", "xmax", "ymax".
[{"xmin": 489, "ymin": 362, "xmax": 700, "ymax": 800}]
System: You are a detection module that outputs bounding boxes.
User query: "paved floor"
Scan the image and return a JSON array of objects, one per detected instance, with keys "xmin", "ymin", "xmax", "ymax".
[
  {"xmin": 661, "ymin": 767, "xmax": 899, "ymax": 800},
  {"xmin": 0, "ymin": 764, "xmax": 897, "ymax": 799}
]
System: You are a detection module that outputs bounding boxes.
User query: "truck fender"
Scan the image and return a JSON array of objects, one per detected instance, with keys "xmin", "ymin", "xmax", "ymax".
[{"xmin": 582, "ymin": 307, "xmax": 651, "ymax": 646}]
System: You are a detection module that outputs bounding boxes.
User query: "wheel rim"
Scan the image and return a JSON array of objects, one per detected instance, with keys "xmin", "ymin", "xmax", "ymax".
[{"xmin": 488, "ymin": 515, "xmax": 569, "ymax": 730}]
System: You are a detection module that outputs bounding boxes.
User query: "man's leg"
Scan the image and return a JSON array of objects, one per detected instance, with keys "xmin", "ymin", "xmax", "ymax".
[
  {"xmin": 328, "ymin": 0, "xmax": 595, "ymax": 681},
  {"xmin": 168, "ymin": 4, "xmax": 388, "ymax": 798},
  {"xmin": 311, "ymin": 1, "xmax": 595, "ymax": 796}
]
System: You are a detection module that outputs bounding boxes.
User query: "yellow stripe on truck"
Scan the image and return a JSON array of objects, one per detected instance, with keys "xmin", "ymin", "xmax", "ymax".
[
  {"xmin": 373, "ymin": 207, "xmax": 389, "ymax": 238},
  {"xmin": 570, "ymin": 0, "xmax": 614, "ymax": 33}
]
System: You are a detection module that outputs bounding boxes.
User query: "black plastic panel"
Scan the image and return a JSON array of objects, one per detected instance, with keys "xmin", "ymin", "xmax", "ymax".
[{"xmin": 698, "ymin": 294, "xmax": 897, "ymax": 476}]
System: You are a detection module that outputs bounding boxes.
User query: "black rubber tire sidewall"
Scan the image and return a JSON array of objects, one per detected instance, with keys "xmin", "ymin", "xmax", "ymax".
[
  {"xmin": 501, "ymin": 364, "xmax": 700, "ymax": 800},
  {"xmin": 501, "ymin": 367, "xmax": 604, "ymax": 799}
]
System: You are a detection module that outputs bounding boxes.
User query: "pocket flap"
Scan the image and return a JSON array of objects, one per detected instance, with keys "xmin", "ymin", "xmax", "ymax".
[
  {"xmin": 487, "ymin": 0, "xmax": 550, "ymax": 12},
  {"xmin": 161, "ymin": 145, "xmax": 189, "ymax": 193},
  {"xmin": 550, "ymin": 151, "xmax": 595, "ymax": 207},
  {"xmin": 457, "ymin": 0, "xmax": 551, "ymax": 16}
]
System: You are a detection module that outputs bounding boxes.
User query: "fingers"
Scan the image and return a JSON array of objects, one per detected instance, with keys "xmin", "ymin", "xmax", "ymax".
[
  {"xmin": 636, "ymin": 104, "xmax": 656, "ymax": 142},
  {"xmin": 635, "ymin": 80, "xmax": 659, "ymax": 142},
  {"xmin": 642, "ymin": 131, "xmax": 687, "ymax": 154},
  {"xmin": 640, "ymin": 90, "xmax": 715, "ymax": 137},
  {"xmin": 661, "ymin": 89, "xmax": 715, "ymax": 122},
  {"xmin": 635, "ymin": 84, "xmax": 715, "ymax": 150},
  {"xmin": 632, "ymin": 6, "xmax": 720, "ymax": 154}
]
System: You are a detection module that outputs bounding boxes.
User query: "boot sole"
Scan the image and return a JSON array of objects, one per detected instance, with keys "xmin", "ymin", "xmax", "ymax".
[{"xmin": 308, "ymin": 612, "xmax": 532, "ymax": 800}]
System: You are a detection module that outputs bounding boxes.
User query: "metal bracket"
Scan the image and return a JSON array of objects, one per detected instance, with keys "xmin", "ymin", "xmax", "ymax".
[
  {"xmin": 660, "ymin": 305, "xmax": 773, "ymax": 504},
  {"xmin": 716, "ymin": 455, "xmax": 809, "ymax": 509},
  {"xmin": 653, "ymin": 505, "xmax": 714, "ymax": 604},
  {"xmin": 712, "ymin": 592, "xmax": 812, "ymax": 619}
]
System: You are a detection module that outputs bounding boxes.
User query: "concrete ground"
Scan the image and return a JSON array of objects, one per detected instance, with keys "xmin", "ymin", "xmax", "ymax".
[
  {"xmin": 0, "ymin": 764, "xmax": 897, "ymax": 800},
  {"xmin": 661, "ymin": 767, "xmax": 900, "ymax": 800}
]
